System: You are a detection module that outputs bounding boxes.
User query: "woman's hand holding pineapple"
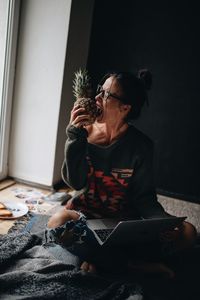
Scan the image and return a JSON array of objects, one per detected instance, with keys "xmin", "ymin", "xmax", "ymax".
[{"xmin": 69, "ymin": 104, "xmax": 91, "ymax": 128}]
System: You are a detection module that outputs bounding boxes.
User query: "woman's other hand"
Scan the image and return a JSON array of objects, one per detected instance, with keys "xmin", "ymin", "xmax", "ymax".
[
  {"xmin": 160, "ymin": 226, "xmax": 181, "ymax": 242},
  {"xmin": 160, "ymin": 221, "xmax": 197, "ymax": 245}
]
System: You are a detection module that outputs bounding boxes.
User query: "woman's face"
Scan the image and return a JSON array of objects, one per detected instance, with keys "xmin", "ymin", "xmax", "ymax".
[{"xmin": 95, "ymin": 76, "xmax": 131, "ymax": 123}]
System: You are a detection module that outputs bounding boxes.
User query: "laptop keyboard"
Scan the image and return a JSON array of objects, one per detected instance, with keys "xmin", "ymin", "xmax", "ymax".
[{"xmin": 94, "ymin": 228, "xmax": 113, "ymax": 242}]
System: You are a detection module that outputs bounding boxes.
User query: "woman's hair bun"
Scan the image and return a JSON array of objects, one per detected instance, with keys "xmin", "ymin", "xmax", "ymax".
[{"xmin": 137, "ymin": 69, "xmax": 152, "ymax": 90}]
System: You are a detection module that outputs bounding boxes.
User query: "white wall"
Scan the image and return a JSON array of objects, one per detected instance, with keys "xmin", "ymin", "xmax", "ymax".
[{"xmin": 9, "ymin": 0, "xmax": 94, "ymax": 187}]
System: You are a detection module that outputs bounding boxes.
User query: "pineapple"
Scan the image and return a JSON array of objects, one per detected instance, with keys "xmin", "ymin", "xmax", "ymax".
[{"xmin": 72, "ymin": 69, "xmax": 100, "ymax": 125}]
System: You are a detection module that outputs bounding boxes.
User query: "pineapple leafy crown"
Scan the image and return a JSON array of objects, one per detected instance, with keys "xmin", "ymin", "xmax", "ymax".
[{"xmin": 72, "ymin": 68, "xmax": 93, "ymax": 99}]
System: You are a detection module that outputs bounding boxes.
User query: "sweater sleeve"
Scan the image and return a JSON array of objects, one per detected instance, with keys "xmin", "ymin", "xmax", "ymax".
[
  {"xmin": 130, "ymin": 139, "xmax": 172, "ymax": 219},
  {"xmin": 61, "ymin": 124, "xmax": 89, "ymax": 190}
]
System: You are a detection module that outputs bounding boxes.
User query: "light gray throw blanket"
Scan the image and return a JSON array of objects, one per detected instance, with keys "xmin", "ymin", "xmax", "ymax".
[{"xmin": 0, "ymin": 232, "xmax": 143, "ymax": 300}]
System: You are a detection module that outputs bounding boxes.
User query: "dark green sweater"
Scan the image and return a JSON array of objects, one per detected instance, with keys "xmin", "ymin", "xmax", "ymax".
[{"xmin": 61, "ymin": 124, "xmax": 170, "ymax": 219}]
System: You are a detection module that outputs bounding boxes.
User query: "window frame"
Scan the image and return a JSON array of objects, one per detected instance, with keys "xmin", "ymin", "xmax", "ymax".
[{"xmin": 0, "ymin": 0, "xmax": 20, "ymax": 180}]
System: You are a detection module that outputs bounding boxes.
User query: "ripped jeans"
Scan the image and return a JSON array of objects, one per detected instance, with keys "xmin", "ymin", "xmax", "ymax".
[{"xmin": 44, "ymin": 212, "xmax": 101, "ymax": 263}]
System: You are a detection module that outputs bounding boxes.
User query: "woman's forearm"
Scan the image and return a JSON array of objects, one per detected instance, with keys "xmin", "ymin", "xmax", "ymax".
[{"xmin": 61, "ymin": 125, "xmax": 89, "ymax": 190}]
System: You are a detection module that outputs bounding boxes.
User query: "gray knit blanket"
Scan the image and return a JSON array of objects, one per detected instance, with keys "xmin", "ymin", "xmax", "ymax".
[{"xmin": 0, "ymin": 232, "xmax": 143, "ymax": 300}]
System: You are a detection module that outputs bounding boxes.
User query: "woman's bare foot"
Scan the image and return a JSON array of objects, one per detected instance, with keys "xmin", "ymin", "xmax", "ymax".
[
  {"xmin": 128, "ymin": 261, "xmax": 175, "ymax": 279},
  {"xmin": 80, "ymin": 261, "xmax": 96, "ymax": 273}
]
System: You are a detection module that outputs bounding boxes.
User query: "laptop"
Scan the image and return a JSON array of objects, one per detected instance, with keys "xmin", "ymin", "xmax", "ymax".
[{"xmin": 87, "ymin": 216, "xmax": 187, "ymax": 247}]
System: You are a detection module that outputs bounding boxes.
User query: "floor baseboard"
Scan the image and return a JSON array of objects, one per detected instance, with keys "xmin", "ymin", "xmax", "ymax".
[{"xmin": 157, "ymin": 188, "xmax": 200, "ymax": 204}]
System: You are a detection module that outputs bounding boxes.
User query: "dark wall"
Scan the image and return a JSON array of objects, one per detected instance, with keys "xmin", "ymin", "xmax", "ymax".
[{"xmin": 87, "ymin": 0, "xmax": 200, "ymax": 202}]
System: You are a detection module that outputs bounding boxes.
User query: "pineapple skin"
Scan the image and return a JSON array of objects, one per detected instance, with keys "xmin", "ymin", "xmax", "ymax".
[{"xmin": 74, "ymin": 97, "xmax": 100, "ymax": 125}]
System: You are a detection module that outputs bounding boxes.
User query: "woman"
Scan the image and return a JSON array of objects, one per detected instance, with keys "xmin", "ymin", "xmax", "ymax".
[{"xmin": 48, "ymin": 70, "xmax": 196, "ymax": 275}]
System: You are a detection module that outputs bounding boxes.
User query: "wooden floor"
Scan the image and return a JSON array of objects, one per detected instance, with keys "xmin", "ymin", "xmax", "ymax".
[
  {"xmin": 0, "ymin": 179, "xmax": 199, "ymax": 235},
  {"xmin": 0, "ymin": 179, "xmax": 54, "ymax": 234}
]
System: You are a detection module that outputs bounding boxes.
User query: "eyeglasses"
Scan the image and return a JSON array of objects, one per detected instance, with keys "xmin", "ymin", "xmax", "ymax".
[{"xmin": 96, "ymin": 85, "xmax": 124, "ymax": 102}]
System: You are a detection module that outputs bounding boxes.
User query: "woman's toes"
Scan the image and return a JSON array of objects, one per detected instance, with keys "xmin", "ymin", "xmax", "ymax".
[
  {"xmin": 80, "ymin": 261, "xmax": 89, "ymax": 272},
  {"xmin": 80, "ymin": 261, "xmax": 96, "ymax": 273}
]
